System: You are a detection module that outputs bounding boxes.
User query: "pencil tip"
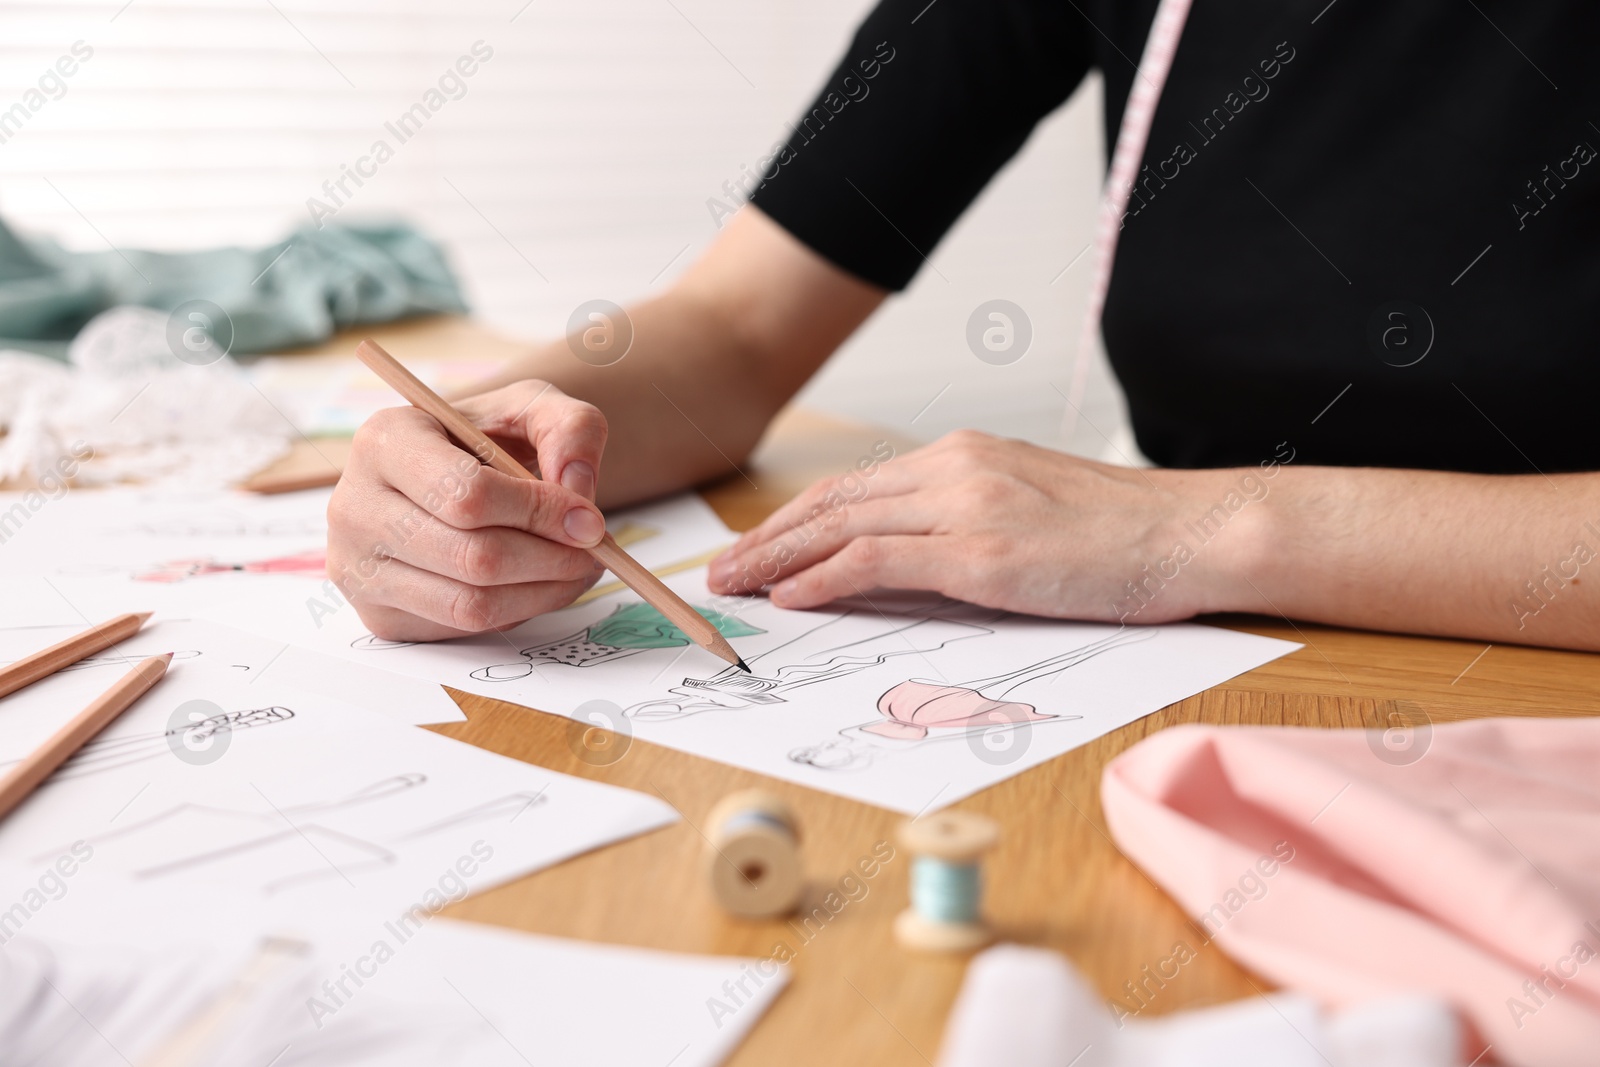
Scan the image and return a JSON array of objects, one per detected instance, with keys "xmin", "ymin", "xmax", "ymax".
[
  {"xmin": 133, "ymin": 611, "xmax": 154, "ymax": 625},
  {"xmin": 158, "ymin": 652, "xmax": 175, "ymax": 663},
  {"xmin": 736, "ymin": 657, "xmax": 752, "ymax": 674}
]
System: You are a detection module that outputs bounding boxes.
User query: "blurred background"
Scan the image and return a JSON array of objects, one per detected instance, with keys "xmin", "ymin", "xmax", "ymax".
[{"xmin": 1, "ymin": 0, "xmax": 1131, "ymax": 457}]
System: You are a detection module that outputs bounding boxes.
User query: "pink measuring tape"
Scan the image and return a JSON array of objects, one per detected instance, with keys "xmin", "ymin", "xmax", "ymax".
[{"xmin": 1063, "ymin": 0, "xmax": 1194, "ymax": 440}]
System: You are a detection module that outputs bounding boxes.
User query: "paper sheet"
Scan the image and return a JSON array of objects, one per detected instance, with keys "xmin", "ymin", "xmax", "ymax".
[
  {"xmin": 0, "ymin": 662, "xmax": 676, "ymax": 912},
  {"xmin": 2, "ymin": 876, "xmax": 784, "ymax": 1067},
  {"xmin": 0, "ymin": 485, "xmax": 1298, "ymax": 812},
  {"xmin": 305, "ymin": 571, "xmax": 1300, "ymax": 812},
  {"xmin": 246, "ymin": 352, "xmax": 509, "ymax": 436},
  {"xmin": 0, "ymin": 486, "xmax": 733, "ymax": 645},
  {"xmin": 0, "ymin": 616, "xmax": 464, "ymax": 728}
]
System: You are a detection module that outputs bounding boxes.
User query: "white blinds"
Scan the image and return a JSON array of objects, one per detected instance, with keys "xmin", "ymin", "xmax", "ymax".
[{"xmin": 0, "ymin": 0, "xmax": 1112, "ymax": 451}]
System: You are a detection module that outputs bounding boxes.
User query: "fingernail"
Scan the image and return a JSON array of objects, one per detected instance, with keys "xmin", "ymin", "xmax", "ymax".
[
  {"xmin": 561, "ymin": 460, "xmax": 596, "ymax": 499},
  {"xmin": 564, "ymin": 508, "xmax": 604, "ymax": 545},
  {"xmin": 772, "ymin": 578, "xmax": 798, "ymax": 603},
  {"xmin": 708, "ymin": 554, "xmax": 736, "ymax": 583}
]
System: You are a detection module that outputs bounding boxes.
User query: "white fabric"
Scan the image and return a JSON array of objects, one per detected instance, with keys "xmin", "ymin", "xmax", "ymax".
[
  {"xmin": 936, "ymin": 945, "xmax": 1464, "ymax": 1067},
  {"xmin": 0, "ymin": 306, "xmax": 291, "ymax": 488}
]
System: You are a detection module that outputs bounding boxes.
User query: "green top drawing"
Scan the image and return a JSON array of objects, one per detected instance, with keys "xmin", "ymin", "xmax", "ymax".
[{"xmin": 587, "ymin": 602, "xmax": 765, "ymax": 650}]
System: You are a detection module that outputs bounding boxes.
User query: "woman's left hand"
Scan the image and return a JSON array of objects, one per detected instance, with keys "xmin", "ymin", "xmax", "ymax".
[{"xmin": 706, "ymin": 430, "xmax": 1264, "ymax": 623}]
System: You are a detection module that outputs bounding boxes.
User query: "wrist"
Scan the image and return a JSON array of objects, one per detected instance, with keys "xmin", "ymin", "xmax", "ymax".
[{"xmin": 1166, "ymin": 453, "xmax": 1302, "ymax": 616}]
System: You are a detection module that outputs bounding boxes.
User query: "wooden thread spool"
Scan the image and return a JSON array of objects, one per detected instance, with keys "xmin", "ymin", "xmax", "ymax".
[
  {"xmin": 705, "ymin": 789, "xmax": 803, "ymax": 918},
  {"xmin": 894, "ymin": 811, "xmax": 999, "ymax": 952}
]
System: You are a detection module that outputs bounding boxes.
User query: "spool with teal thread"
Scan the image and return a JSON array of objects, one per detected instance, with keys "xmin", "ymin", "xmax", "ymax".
[{"xmin": 895, "ymin": 811, "xmax": 998, "ymax": 952}]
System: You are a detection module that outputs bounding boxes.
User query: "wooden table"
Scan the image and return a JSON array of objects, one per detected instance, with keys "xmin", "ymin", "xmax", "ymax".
[{"xmin": 225, "ymin": 320, "xmax": 1600, "ymax": 1061}]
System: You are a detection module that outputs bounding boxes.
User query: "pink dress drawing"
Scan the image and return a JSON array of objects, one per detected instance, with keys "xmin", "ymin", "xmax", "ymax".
[
  {"xmin": 790, "ymin": 628, "xmax": 1157, "ymax": 771},
  {"xmin": 133, "ymin": 549, "xmax": 327, "ymax": 583},
  {"xmin": 865, "ymin": 681, "xmax": 1056, "ymax": 740}
]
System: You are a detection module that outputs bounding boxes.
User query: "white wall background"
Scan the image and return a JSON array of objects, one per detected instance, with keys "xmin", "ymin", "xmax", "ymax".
[{"xmin": 0, "ymin": 0, "xmax": 1133, "ymax": 457}]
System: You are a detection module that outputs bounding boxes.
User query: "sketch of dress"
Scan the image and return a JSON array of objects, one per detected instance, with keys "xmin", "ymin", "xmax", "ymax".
[
  {"xmin": 2, "ymin": 648, "xmax": 203, "ymax": 673},
  {"xmin": 68, "ymin": 705, "xmax": 292, "ymax": 779},
  {"xmin": 625, "ymin": 609, "xmax": 993, "ymax": 721},
  {"xmin": 788, "ymin": 628, "xmax": 1158, "ymax": 772},
  {"xmin": 31, "ymin": 773, "xmax": 550, "ymax": 895},
  {"xmin": 133, "ymin": 549, "xmax": 326, "ymax": 583},
  {"xmin": 470, "ymin": 602, "xmax": 766, "ymax": 681},
  {"xmin": 0, "ymin": 706, "xmax": 292, "ymax": 781},
  {"xmin": 351, "ymin": 634, "xmax": 417, "ymax": 651}
]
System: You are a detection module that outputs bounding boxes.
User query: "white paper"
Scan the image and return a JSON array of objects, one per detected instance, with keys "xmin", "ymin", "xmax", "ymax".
[
  {"xmin": 281, "ymin": 570, "xmax": 1300, "ymax": 814},
  {"xmin": 2, "ymin": 876, "xmax": 785, "ymax": 1067},
  {"xmin": 0, "ymin": 663, "xmax": 676, "ymax": 913},
  {"xmin": 0, "ymin": 487, "xmax": 734, "ymax": 649},
  {"xmin": 0, "ymin": 486, "xmax": 1298, "ymax": 812},
  {"xmin": 0, "ymin": 616, "xmax": 464, "ymax": 729}
]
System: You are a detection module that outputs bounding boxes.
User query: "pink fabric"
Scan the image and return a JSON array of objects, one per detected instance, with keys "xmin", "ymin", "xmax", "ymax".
[
  {"xmin": 866, "ymin": 681, "xmax": 1053, "ymax": 740},
  {"xmin": 1100, "ymin": 719, "xmax": 1600, "ymax": 1067}
]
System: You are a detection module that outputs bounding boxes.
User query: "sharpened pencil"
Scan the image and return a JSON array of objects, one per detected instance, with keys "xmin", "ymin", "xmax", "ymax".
[
  {"xmin": 0, "ymin": 611, "xmax": 154, "ymax": 700},
  {"xmin": 354, "ymin": 338, "xmax": 749, "ymax": 673},
  {"xmin": 0, "ymin": 652, "xmax": 173, "ymax": 821}
]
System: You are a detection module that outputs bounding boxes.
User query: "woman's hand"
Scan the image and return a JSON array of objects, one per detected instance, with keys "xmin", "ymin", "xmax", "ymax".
[
  {"xmin": 707, "ymin": 430, "xmax": 1269, "ymax": 624},
  {"xmin": 326, "ymin": 380, "xmax": 611, "ymax": 641}
]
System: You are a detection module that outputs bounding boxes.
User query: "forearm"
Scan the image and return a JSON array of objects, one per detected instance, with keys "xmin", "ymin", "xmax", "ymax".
[
  {"xmin": 473, "ymin": 293, "xmax": 780, "ymax": 508},
  {"xmin": 463, "ymin": 207, "xmax": 885, "ymax": 509},
  {"xmin": 1215, "ymin": 465, "xmax": 1600, "ymax": 650}
]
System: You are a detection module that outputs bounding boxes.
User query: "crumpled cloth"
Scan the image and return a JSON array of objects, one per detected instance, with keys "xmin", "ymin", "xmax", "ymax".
[
  {"xmin": 937, "ymin": 944, "xmax": 1463, "ymax": 1067},
  {"xmin": 0, "ymin": 307, "xmax": 293, "ymax": 487},
  {"xmin": 0, "ymin": 216, "xmax": 465, "ymax": 358},
  {"xmin": 1100, "ymin": 719, "xmax": 1600, "ymax": 1067}
]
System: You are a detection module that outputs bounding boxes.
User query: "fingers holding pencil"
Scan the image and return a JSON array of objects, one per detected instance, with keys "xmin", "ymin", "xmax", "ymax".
[
  {"xmin": 330, "ymin": 397, "xmax": 610, "ymax": 642},
  {"xmin": 350, "ymin": 339, "xmax": 749, "ymax": 671}
]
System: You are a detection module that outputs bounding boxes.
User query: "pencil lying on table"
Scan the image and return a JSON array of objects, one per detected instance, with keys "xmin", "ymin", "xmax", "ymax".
[
  {"xmin": 0, "ymin": 652, "xmax": 173, "ymax": 821},
  {"xmin": 0, "ymin": 611, "xmax": 154, "ymax": 700},
  {"xmin": 355, "ymin": 338, "xmax": 750, "ymax": 673}
]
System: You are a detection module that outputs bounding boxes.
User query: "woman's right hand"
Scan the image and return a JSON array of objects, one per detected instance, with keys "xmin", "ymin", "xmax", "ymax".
[{"xmin": 325, "ymin": 379, "xmax": 611, "ymax": 641}]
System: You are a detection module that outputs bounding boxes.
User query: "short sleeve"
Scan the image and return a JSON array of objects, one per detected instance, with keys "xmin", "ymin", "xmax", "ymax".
[{"xmin": 749, "ymin": 0, "xmax": 1094, "ymax": 290}]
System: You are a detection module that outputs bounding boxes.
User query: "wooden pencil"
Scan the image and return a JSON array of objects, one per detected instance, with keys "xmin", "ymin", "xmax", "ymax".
[
  {"xmin": 0, "ymin": 652, "xmax": 173, "ymax": 820},
  {"xmin": 354, "ymin": 338, "xmax": 749, "ymax": 672},
  {"xmin": 0, "ymin": 611, "xmax": 154, "ymax": 700}
]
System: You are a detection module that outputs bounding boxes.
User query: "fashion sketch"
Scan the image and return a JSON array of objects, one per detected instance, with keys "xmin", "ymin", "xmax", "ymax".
[
  {"xmin": 624, "ymin": 608, "xmax": 993, "ymax": 721},
  {"xmin": 0, "ymin": 706, "xmax": 292, "ymax": 782},
  {"xmin": 469, "ymin": 602, "xmax": 765, "ymax": 681},
  {"xmin": 132, "ymin": 548, "xmax": 327, "ymax": 583},
  {"xmin": 788, "ymin": 628, "xmax": 1159, "ymax": 771},
  {"xmin": 32, "ymin": 773, "xmax": 549, "ymax": 894}
]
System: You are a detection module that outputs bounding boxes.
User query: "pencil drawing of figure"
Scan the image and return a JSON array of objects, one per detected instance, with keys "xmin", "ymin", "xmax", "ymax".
[
  {"xmin": 470, "ymin": 602, "xmax": 765, "ymax": 680},
  {"xmin": 351, "ymin": 633, "xmax": 417, "ymax": 651},
  {"xmin": 788, "ymin": 628, "xmax": 1158, "ymax": 771},
  {"xmin": 0, "ymin": 706, "xmax": 292, "ymax": 782},
  {"xmin": 30, "ymin": 772, "xmax": 549, "ymax": 895},
  {"xmin": 46, "ymin": 649, "xmax": 202, "ymax": 673},
  {"xmin": 625, "ymin": 610, "xmax": 992, "ymax": 721},
  {"xmin": 132, "ymin": 549, "xmax": 327, "ymax": 583}
]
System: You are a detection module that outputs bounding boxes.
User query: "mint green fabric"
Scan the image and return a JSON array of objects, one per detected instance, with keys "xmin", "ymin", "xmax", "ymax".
[
  {"xmin": 0, "ymin": 217, "xmax": 466, "ymax": 358},
  {"xmin": 587, "ymin": 602, "xmax": 767, "ymax": 650}
]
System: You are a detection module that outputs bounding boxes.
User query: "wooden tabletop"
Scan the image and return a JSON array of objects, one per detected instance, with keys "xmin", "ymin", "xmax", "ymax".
[{"xmin": 84, "ymin": 316, "xmax": 1594, "ymax": 1064}]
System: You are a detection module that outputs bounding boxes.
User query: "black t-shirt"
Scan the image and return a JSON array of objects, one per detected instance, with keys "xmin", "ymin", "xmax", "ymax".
[{"xmin": 750, "ymin": 0, "xmax": 1600, "ymax": 473}]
